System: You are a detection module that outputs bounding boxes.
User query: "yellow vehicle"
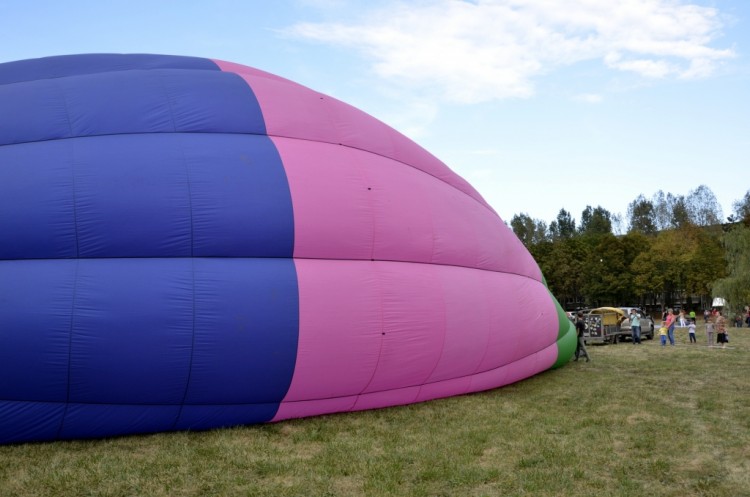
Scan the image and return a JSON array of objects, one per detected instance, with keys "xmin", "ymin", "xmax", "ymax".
[{"xmin": 583, "ymin": 307, "xmax": 628, "ymax": 344}]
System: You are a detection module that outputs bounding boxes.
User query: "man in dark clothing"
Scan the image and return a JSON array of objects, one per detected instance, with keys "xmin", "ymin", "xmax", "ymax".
[{"xmin": 574, "ymin": 312, "xmax": 590, "ymax": 362}]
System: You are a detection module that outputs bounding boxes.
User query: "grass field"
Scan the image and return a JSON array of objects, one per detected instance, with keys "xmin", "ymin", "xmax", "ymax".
[{"xmin": 1, "ymin": 323, "xmax": 748, "ymax": 497}]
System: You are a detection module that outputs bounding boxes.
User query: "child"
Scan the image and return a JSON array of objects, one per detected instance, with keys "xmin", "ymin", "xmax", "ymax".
[
  {"xmin": 706, "ymin": 317, "xmax": 715, "ymax": 347},
  {"xmin": 659, "ymin": 324, "xmax": 668, "ymax": 346},
  {"xmin": 688, "ymin": 321, "xmax": 696, "ymax": 343}
]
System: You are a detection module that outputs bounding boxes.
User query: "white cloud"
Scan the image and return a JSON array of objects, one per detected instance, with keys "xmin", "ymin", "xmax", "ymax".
[
  {"xmin": 285, "ymin": 0, "xmax": 734, "ymax": 103},
  {"xmin": 574, "ymin": 93, "xmax": 604, "ymax": 103}
]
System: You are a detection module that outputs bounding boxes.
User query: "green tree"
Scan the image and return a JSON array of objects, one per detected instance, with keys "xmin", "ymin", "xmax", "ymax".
[
  {"xmin": 627, "ymin": 195, "xmax": 657, "ymax": 235},
  {"xmin": 620, "ymin": 231, "xmax": 653, "ymax": 305},
  {"xmin": 631, "ymin": 229, "xmax": 686, "ymax": 309},
  {"xmin": 730, "ymin": 189, "xmax": 750, "ymax": 225},
  {"xmin": 548, "ymin": 208, "xmax": 576, "ymax": 241},
  {"xmin": 671, "ymin": 195, "xmax": 691, "ymax": 229},
  {"xmin": 712, "ymin": 224, "xmax": 750, "ymax": 313},
  {"xmin": 510, "ymin": 213, "xmax": 548, "ymax": 248},
  {"xmin": 579, "ymin": 205, "xmax": 612, "ymax": 236},
  {"xmin": 581, "ymin": 234, "xmax": 629, "ymax": 305},
  {"xmin": 539, "ymin": 237, "xmax": 588, "ymax": 308},
  {"xmin": 686, "ymin": 185, "xmax": 723, "ymax": 226}
]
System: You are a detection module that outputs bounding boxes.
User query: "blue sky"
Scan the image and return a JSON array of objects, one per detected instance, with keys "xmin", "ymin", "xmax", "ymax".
[{"xmin": 2, "ymin": 0, "xmax": 748, "ymax": 228}]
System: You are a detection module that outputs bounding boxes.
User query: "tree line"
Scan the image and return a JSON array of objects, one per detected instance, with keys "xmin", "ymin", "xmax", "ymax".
[{"xmin": 509, "ymin": 186, "xmax": 750, "ymax": 315}]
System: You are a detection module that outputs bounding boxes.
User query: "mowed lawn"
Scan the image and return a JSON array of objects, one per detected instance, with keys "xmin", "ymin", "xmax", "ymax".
[{"xmin": 1, "ymin": 323, "xmax": 748, "ymax": 497}]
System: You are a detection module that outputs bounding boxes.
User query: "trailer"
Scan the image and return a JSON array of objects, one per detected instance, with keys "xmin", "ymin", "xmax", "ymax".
[{"xmin": 583, "ymin": 307, "xmax": 628, "ymax": 344}]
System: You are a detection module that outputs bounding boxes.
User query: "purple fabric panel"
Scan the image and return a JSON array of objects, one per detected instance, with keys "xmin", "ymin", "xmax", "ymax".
[{"xmin": 213, "ymin": 59, "xmax": 492, "ymax": 211}]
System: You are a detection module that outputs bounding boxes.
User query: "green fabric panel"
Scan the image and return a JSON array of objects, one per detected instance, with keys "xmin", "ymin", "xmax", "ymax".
[{"xmin": 550, "ymin": 290, "xmax": 576, "ymax": 368}]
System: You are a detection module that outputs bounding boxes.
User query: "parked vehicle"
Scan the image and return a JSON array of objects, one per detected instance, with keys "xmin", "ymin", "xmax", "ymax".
[{"xmin": 618, "ymin": 307, "xmax": 655, "ymax": 340}]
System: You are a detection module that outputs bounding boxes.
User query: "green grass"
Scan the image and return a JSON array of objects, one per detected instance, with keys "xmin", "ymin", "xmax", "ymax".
[{"xmin": 2, "ymin": 324, "xmax": 749, "ymax": 497}]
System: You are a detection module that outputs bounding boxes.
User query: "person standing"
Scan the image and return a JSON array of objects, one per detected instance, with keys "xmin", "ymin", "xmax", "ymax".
[
  {"xmin": 678, "ymin": 309, "xmax": 687, "ymax": 327},
  {"xmin": 659, "ymin": 324, "xmax": 668, "ymax": 346},
  {"xmin": 574, "ymin": 312, "xmax": 590, "ymax": 362},
  {"xmin": 629, "ymin": 308, "xmax": 642, "ymax": 344},
  {"xmin": 704, "ymin": 309, "xmax": 710, "ymax": 323},
  {"xmin": 689, "ymin": 309, "xmax": 696, "ymax": 323},
  {"xmin": 687, "ymin": 321, "xmax": 697, "ymax": 343},
  {"xmin": 716, "ymin": 311, "xmax": 728, "ymax": 348},
  {"xmin": 665, "ymin": 308, "xmax": 676, "ymax": 346},
  {"xmin": 706, "ymin": 314, "xmax": 715, "ymax": 347}
]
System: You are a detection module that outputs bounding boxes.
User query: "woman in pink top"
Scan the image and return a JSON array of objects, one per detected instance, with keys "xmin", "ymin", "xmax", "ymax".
[{"xmin": 665, "ymin": 308, "xmax": 676, "ymax": 346}]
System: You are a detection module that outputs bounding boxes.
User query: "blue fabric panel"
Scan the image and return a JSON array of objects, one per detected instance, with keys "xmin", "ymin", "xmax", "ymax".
[
  {"xmin": 0, "ymin": 53, "xmax": 219, "ymax": 85},
  {"xmin": 162, "ymin": 70, "xmax": 266, "ymax": 134},
  {"xmin": 0, "ymin": 78, "xmax": 72, "ymax": 145},
  {"xmin": 0, "ymin": 401, "xmax": 65, "ymax": 444},
  {"xmin": 69, "ymin": 259, "xmax": 193, "ymax": 405},
  {"xmin": 185, "ymin": 258, "xmax": 299, "ymax": 406},
  {"xmin": 0, "ymin": 260, "xmax": 75, "ymax": 401},
  {"xmin": 187, "ymin": 134, "xmax": 294, "ymax": 258},
  {"xmin": 60, "ymin": 403, "xmax": 181, "ymax": 441},
  {"xmin": 0, "ymin": 69, "xmax": 266, "ymax": 147},
  {"xmin": 59, "ymin": 70, "xmax": 174, "ymax": 137},
  {"xmin": 176, "ymin": 404, "xmax": 281, "ymax": 431},
  {"xmin": 0, "ymin": 141, "xmax": 77, "ymax": 260},
  {"xmin": 73, "ymin": 135, "xmax": 192, "ymax": 258}
]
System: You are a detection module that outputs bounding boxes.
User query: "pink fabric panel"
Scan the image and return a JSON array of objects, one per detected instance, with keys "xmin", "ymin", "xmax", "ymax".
[
  {"xmin": 273, "ymin": 395, "xmax": 357, "ymax": 422},
  {"xmin": 212, "ymin": 59, "xmax": 491, "ymax": 210},
  {"xmin": 362, "ymin": 261, "xmax": 445, "ymax": 393},
  {"xmin": 210, "ymin": 59, "xmax": 290, "ymax": 83},
  {"xmin": 281, "ymin": 260, "xmax": 381, "ymax": 402},
  {"xmin": 275, "ymin": 136, "xmax": 541, "ymax": 279},
  {"xmin": 415, "ymin": 376, "xmax": 472, "ymax": 403},
  {"xmin": 353, "ymin": 151, "xmax": 440, "ymax": 264},
  {"xmin": 274, "ymin": 344, "xmax": 556, "ymax": 423},
  {"xmin": 476, "ymin": 273, "xmax": 558, "ymax": 372},
  {"xmin": 469, "ymin": 344, "xmax": 558, "ymax": 393},
  {"xmin": 463, "ymin": 199, "xmax": 542, "ymax": 280},
  {"xmin": 424, "ymin": 265, "xmax": 490, "ymax": 383},
  {"xmin": 271, "ymin": 138, "xmax": 373, "ymax": 261},
  {"xmin": 352, "ymin": 386, "xmax": 421, "ymax": 412}
]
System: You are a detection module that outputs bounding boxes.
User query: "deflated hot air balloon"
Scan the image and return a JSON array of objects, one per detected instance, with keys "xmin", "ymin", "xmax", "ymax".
[{"xmin": 0, "ymin": 54, "xmax": 576, "ymax": 444}]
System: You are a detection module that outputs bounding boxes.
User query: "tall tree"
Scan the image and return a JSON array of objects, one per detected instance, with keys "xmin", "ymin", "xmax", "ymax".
[
  {"xmin": 670, "ymin": 195, "xmax": 691, "ymax": 229},
  {"xmin": 579, "ymin": 205, "xmax": 612, "ymax": 236},
  {"xmin": 620, "ymin": 231, "xmax": 653, "ymax": 305},
  {"xmin": 686, "ymin": 185, "xmax": 723, "ymax": 226},
  {"xmin": 548, "ymin": 208, "xmax": 576, "ymax": 241},
  {"xmin": 582, "ymin": 234, "xmax": 629, "ymax": 305},
  {"xmin": 651, "ymin": 190, "xmax": 672, "ymax": 231},
  {"xmin": 731, "ymin": 189, "xmax": 750, "ymax": 225},
  {"xmin": 611, "ymin": 213, "xmax": 625, "ymax": 236},
  {"xmin": 537, "ymin": 237, "xmax": 586, "ymax": 308},
  {"xmin": 627, "ymin": 194, "xmax": 657, "ymax": 235},
  {"xmin": 510, "ymin": 213, "xmax": 548, "ymax": 248}
]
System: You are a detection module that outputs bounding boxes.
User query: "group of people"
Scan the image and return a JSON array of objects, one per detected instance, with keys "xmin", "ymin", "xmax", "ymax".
[
  {"xmin": 659, "ymin": 308, "xmax": 729, "ymax": 348},
  {"xmin": 572, "ymin": 305, "xmax": 737, "ymax": 362}
]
